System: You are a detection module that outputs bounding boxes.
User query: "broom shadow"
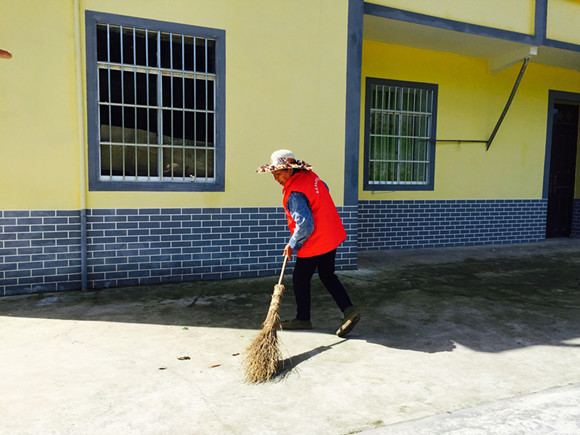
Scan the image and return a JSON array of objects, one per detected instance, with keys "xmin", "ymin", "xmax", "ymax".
[{"xmin": 272, "ymin": 339, "xmax": 347, "ymax": 380}]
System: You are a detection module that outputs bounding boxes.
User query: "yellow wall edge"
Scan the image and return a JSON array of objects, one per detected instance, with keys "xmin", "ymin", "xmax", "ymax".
[
  {"xmin": 366, "ymin": 0, "xmax": 535, "ymax": 35},
  {"xmin": 547, "ymin": 0, "xmax": 580, "ymax": 45}
]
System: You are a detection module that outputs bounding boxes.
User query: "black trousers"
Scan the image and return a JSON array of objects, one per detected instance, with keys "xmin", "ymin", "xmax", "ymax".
[{"xmin": 292, "ymin": 249, "xmax": 353, "ymax": 321}]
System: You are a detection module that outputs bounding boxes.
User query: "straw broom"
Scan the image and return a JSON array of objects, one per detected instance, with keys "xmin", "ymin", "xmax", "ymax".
[{"xmin": 243, "ymin": 256, "xmax": 288, "ymax": 383}]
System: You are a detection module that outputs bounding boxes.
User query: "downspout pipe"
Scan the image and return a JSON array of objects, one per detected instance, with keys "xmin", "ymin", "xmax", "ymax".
[
  {"xmin": 486, "ymin": 57, "xmax": 530, "ymax": 151},
  {"xmin": 74, "ymin": 0, "xmax": 88, "ymax": 291}
]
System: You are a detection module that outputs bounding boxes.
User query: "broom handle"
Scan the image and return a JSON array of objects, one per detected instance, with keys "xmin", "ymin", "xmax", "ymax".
[{"xmin": 277, "ymin": 255, "xmax": 289, "ymax": 286}]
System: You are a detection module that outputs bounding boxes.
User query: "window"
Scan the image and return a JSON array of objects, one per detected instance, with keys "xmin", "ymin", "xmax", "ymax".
[
  {"xmin": 363, "ymin": 78, "xmax": 437, "ymax": 190},
  {"xmin": 85, "ymin": 11, "xmax": 225, "ymax": 191}
]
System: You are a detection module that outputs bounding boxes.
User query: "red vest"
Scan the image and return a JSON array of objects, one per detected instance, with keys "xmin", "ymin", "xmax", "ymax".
[{"xmin": 283, "ymin": 170, "xmax": 346, "ymax": 258}]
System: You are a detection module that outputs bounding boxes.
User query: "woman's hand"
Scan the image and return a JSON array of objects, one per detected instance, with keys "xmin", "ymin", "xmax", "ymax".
[{"xmin": 283, "ymin": 244, "xmax": 293, "ymax": 259}]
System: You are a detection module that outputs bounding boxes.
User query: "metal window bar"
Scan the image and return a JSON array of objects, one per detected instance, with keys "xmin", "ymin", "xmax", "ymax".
[
  {"xmin": 145, "ymin": 29, "xmax": 150, "ymax": 180},
  {"xmin": 410, "ymin": 88, "xmax": 415, "ymax": 183},
  {"xmin": 182, "ymin": 34, "xmax": 186, "ymax": 182},
  {"xmin": 426, "ymin": 89, "xmax": 433, "ymax": 182},
  {"xmin": 133, "ymin": 28, "xmax": 138, "ymax": 179},
  {"xmin": 396, "ymin": 86, "xmax": 402, "ymax": 183},
  {"xmin": 106, "ymin": 25, "xmax": 112, "ymax": 180},
  {"xmin": 383, "ymin": 85, "xmax": 387, "ymax": 183},
  {"xmin": 387, "ymin": 86, "xmax": 392, "ymax": 182},
  {"xmin": 157, "ymin": 31, "xmax": 163, "ymax": 181},
  {"xmin": 120, "ymin": 25, "xmax": 125, "ymax": 181},
  {"xmin": 380, "ymin": 85, "xmax": 384, "ymax": 184},
  {"xmin": 170, "ymin": 32, "xmax": 174, "ymax": 181},
  {"xmin": 193, "ymin": 37, "xmax": 197, "ymax": 180},
  {"xmin": 405, "ymin": 88, "xmax": 410, "ymax": 183},
  {"xmin": 404, "ymin": 88, "xmax": 409, "ymax": 183},
  {"xmin": 204, "ymin": 38, "xmax": 209, "ymax": 182}
]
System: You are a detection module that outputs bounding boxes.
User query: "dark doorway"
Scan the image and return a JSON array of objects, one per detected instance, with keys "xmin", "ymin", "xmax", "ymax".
[{"xmin": 546, "ymin": 103, "xmax": 579, "ymax": 238}]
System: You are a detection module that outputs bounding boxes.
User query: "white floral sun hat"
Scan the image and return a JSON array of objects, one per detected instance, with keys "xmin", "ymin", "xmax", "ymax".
[{"xmin": 256, "ymin": 149, "xmax": 312, "ymax": 174}]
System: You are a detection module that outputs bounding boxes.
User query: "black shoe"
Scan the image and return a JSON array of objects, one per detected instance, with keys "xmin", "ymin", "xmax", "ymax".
[
  {"xmin": 336, "ymin": 307, "xmax": 360, "ymax": 337},
  {"xmin": 281, "ymin": 318, "xmax": 313, "ymax": 330}
]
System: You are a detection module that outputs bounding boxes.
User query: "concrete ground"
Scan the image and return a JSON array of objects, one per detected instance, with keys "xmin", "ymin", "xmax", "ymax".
[{"xmin": 1, "ymin": 239, "xmax": 580, "ymax": 434}]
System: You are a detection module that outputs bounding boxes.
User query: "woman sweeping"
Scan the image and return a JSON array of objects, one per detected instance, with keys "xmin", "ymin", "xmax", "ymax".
[{"xmin": 257, "ymin": 149, "xmax": 360, "ymax": 337}]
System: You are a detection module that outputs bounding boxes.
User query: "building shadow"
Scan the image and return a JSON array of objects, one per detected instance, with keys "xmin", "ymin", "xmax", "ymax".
[{"xmin": 2, "ymin": 244, "xmax": 580, "ymax": 356}]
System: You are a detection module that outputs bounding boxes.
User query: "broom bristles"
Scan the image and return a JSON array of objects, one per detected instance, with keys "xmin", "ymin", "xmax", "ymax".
[{"xmin": 243, "ymin": 284, "xmax": 284, "ymax": 383}]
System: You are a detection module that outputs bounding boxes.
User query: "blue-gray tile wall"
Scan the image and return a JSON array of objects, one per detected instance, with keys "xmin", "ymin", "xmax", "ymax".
[
  {"xmin": 2, "ymin": 199, "xmax": 557, "ymax": 295},
  {"xmin": 573, "ymin": 199, "xmax": 580, "ymax": 237},
  {"xmin": 358, "ymin": 199, "xmax": 548, "ymax": 250},
  {"xmin": 0, "ymin": 206, "xmax": 358, "ymax": 295},
  {"xmin": 86, "ymin": 206, "xmax": 358, "ymax": 289},
  {"xmin": 0, "ymin": 210, "xmax": 82, "ymax": 295}
]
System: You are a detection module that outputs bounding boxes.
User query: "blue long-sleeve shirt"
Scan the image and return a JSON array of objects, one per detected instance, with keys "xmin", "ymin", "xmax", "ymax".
[{"xmin": 286, "ymin": 191, "xmax": 314, "ymax": 251}]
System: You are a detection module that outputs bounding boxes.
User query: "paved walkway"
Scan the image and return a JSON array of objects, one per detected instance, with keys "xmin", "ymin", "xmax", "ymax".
[
  {"xmin": 1, "ymin": 239, "xmax": 579, "ymax": 434},
  {"xmin": 366, "ymin": 383, "xmax": 580, "ymax": 434}
]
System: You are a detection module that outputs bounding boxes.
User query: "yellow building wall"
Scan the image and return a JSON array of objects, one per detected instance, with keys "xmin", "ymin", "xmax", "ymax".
[
  {"xmin": 366, "ymin": 0, "xmax": 535, "ymax": 35},
  {"xmin": 360, "ymin": 39, "xmax": 580, "ymax": 201},
  {"xmin": 0, "ymin": 0, "xmax": 349, "ymax": 210},
  {"xmin": 0, "ymin": 0, "xmax": 81, "ymax": 210},
  {"xmin": 547, "ymin": 0, "xmax": 580, "ymax": 45}
]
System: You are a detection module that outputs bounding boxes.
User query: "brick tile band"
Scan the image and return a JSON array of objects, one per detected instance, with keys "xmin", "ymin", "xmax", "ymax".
[{"xmin": 0, "ymin": 207, "xmax": 357, "ymax": 295}]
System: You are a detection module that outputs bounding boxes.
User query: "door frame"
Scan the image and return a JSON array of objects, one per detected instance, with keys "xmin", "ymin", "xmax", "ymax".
[{"xmin": 542, "ymin": 90, "xmax": 580, "ymax": 235}]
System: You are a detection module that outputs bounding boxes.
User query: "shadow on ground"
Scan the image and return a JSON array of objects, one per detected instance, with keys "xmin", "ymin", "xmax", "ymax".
[{"xmin": 2, "ymin": 240, "xmax": 580, "ymax": 359}]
